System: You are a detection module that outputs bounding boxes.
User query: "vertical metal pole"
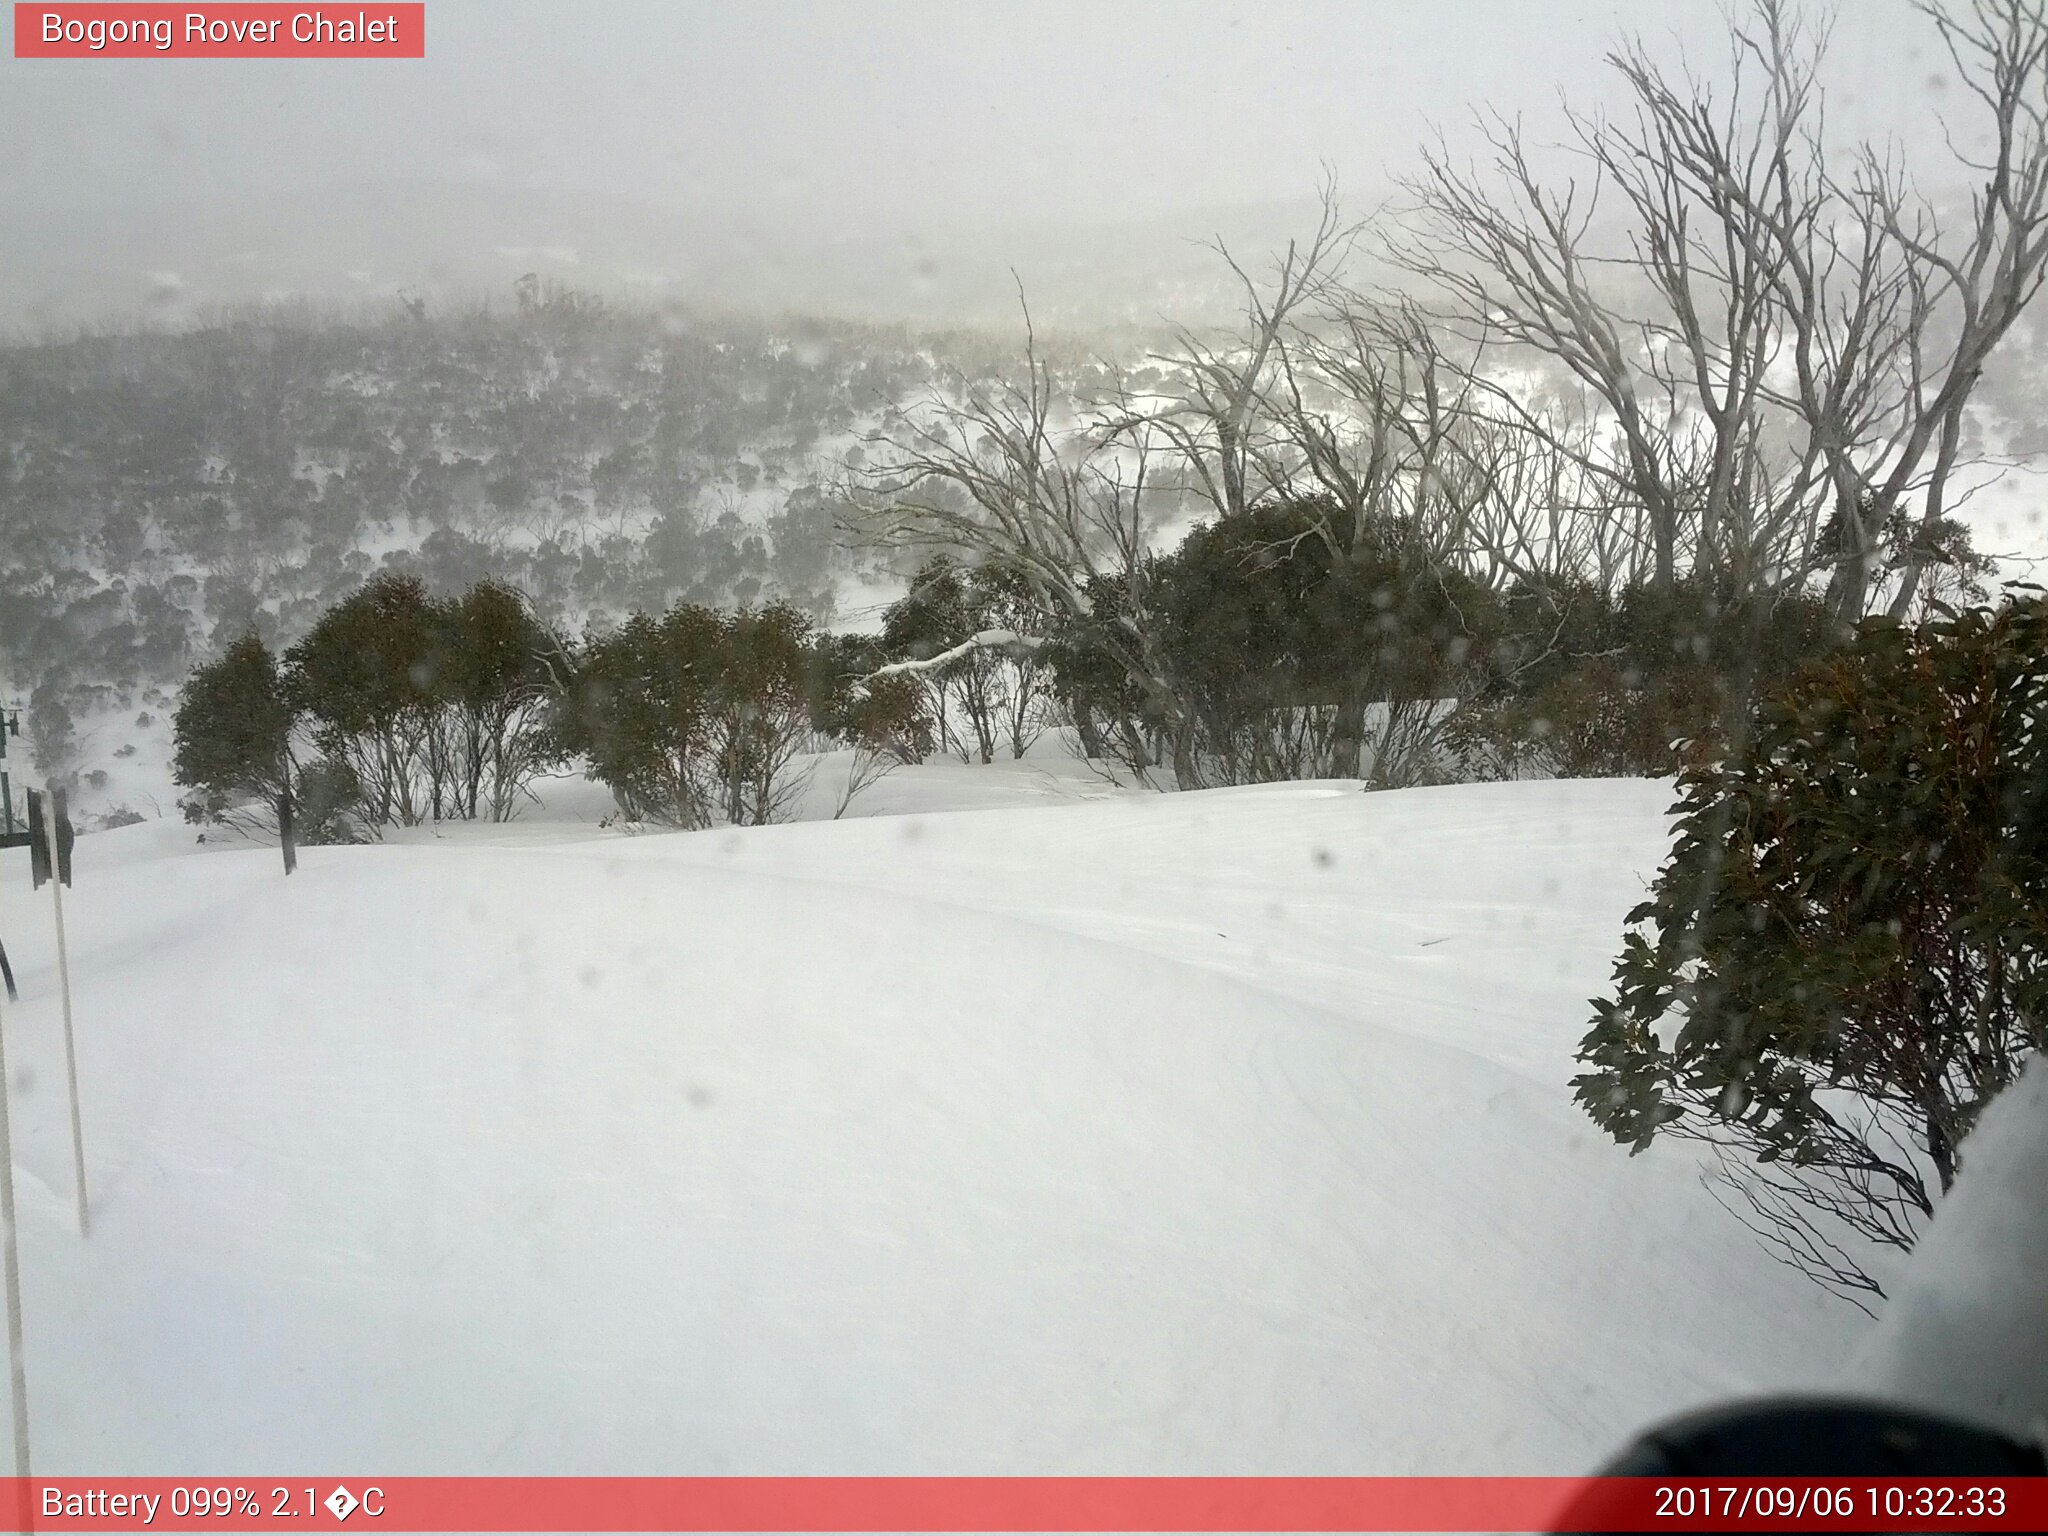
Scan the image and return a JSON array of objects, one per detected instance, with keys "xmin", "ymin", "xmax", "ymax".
[
  {"xmin": 0, "ymin": 972, "xmax": 31, "ymax": 1487},
  {"xmin": 0, "ymin": 712, "xmax": 15, "ymax": 1004},
  {"xmin": 41, "ymin": 792, "xmax": 87, "ymax": 1237},
  {"xmin": 0, "ymin": 823, "xmax": 11, "ymax": 1005}
]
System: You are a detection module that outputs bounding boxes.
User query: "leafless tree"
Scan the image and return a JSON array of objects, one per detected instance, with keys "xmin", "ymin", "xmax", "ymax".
[
  {"xmin": 850, "ymin": 297, "xmax": 1196, "ymax": 784},
  {"xmin": 855, "ymin": 201, "xmax": 1534, "ymax": 789},
  {"xmin": 1392, "ymin": 0, "xmax": 2048, "ymax": 622},
  {"xmin": 1872, "ymin": 0, "xmax": 2048, "ymax": 614},
  {"xmin": 1137, "ymin": 180, "xmax": 1362, "ymax": 525},
  {"xmin": 1116, "ymin": 190, "xmax": 1505, "ymax": 783}
]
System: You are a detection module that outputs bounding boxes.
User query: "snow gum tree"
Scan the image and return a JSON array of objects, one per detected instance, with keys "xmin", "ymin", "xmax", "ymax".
[
  {"xmin": 708, "ymin": 603, "xmax": 819, "ymax": 827},
  {"xmin": 550, "ymin": 600, "xmax": 825, "ymax": 829},
  {"xmin": 434, "ymin": 579, "xmax": 559, "ymax": 821},
  {"xmin": 172, "ymin": 630, "xmax": 301, "ymax": 874},
  {"xmin": 285, "ymin": 573, "xmax": 562, "ymax": 825},
  {"xmin": 286, "ymin": 573, "xmax": 442, "ymax": 826},
  {"xmin": 879, "ymin": 557, "xmax": 1050, "ymax": 765},
  {"xmin": 1141, "ymin": 495, "xmax": 1491, "ymax": 786},
  {"xmin": 1394, "ymin": 0, "xmax": 2048, "ymax": 625}
]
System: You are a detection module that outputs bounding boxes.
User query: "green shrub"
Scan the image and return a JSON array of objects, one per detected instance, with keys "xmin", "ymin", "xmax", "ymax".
[
  {"xmin": 1572, "ymin": 594, "xmax": 2048, "ymax": 1300},
  {"xmin": 1449, "ymin": 579, "xmax": 1837, "ymax": 781},
  {"xmin": 172, "ymin": 630, "xmax": 300, "ymax": 874},
  {"xmin": 1146, "ymin": 497, "xmax": 1491, "ymax": 786},
  {"xmin": 552, "ymin": 600, "xmax": 819, "ymax": 828}
]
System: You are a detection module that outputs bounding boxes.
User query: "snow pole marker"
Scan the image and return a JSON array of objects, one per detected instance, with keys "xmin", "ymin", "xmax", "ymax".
[
  {"xmin": 0, "ymin": 952, "xmax": 30, "ymax": 1497},
  {"xmin": 0, "ymin": 705, "xmax": 21, "ymax": 1002},
  {"xmin": 39, "ymin": 787, "xmax": 87, "ymax": 1237},
  {"xmin": 0, "ymin": 840, "xmax": 14, "ymax": 1004}
]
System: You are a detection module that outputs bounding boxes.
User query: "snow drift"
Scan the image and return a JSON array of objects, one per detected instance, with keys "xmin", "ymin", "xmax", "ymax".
[{"xmin": 0, "ymin": 772, "xmax": 1863, "ymax": 1474}]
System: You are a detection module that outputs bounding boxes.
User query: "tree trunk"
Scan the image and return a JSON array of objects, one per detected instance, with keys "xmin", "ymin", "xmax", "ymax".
[
  {"xmin": 276, "ymin": 785, "xmax": 297, "ymax": 876},
  {"xmin": 1827, "ymin": 552, "xmax": 1872, "ymax": 630},
  {"xmin": 1887, "ymin": 409, "xmax": 1966, "ymax": 621},
  {"xmin": 1073, "ymin": 708, "xmax": 1105, "ymax": 760},
  {"xmin": 1825, "ymin": 490, "xmax": 1879, "ymax": 628},
  {"xmin": 1116, "ymin": 715, "xmax": 1151, "ymax": 776},
  {"xmin": 1652, "ymin": 504, "xmax": 1676, "ymax": 592},
  {"xmin": 1331, "ymin": 692, "xmax": 1366, "ymax": 779}
]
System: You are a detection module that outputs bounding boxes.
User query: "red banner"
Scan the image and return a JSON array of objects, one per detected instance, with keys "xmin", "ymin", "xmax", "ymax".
[
  {"xmin": 13, "ymin": 5, "xmax": 423, "ymax": 57},
  {"xmin": 0, "ymin": 1476, "xmax": 2041, "ymax": 1532}
]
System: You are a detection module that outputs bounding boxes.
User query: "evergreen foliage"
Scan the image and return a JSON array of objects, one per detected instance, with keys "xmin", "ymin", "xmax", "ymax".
[
  {"xmin": 171, "ymin": 631, "xmax": 301, "ymax": 873},
  {"xmin": 284, "ymin": 573, "xmax": 560, "ymax": 824},
  {"xmin": 1572, "ymin": 594, "xmax": 2048, "ymax": 1299},
  {"xmin": 172, "ymin": 576, "xmax": 564, "ymax": 852},
  {"xmin": 879, "ymin": 557, "xmax": 1050, "ymax": 765},
  {"xmin": 810, "ymin": 634, "xmax": 934, "ymax": 766},
  {"xmin": 1449, "ymin": 580, "xmax": 1839, "ymax": 779},
  {"xmin": 551, "ymin": 600, "xmax": 826, "ymax": 829},
  {"xmin": 1145, "ymin": 496, "xmax": 1490, "ymax": 785}
]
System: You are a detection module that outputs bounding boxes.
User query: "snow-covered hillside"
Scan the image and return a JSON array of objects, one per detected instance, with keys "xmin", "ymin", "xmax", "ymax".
[{"xmin": 0, "ymin": 769, "xmax": 1865, "ymax": 1475}]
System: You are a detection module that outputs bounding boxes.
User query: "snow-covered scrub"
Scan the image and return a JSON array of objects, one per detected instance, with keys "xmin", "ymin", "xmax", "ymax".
[{"xmin": 0, "ymin": 768, "xmax": 1869, "ymax": 1473}]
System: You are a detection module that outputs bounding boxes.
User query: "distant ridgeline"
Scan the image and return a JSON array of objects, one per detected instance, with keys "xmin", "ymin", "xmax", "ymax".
[{"xmin": 0, "ymin": 296, "xmax": 1063, "ymax": 709}]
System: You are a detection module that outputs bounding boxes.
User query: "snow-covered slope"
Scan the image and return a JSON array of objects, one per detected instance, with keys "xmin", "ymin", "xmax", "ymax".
[{"xmin": 0, "ymin": 772, "xmax": 1864, "ymax": 1476}]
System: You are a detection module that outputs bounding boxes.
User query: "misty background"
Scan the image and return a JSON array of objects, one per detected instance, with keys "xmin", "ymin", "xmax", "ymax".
[
  {"xmin": 2, "ymin": 0, "xmax": 1952, "ymax": 329},
  {"xmin": 7, "ymin": 0, "xmax": 2048, "ymax": 821}
]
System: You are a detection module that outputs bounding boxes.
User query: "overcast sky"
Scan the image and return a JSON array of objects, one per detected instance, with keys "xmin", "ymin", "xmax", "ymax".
[{"xmin": 4, "ymin": 0, "xmax": 1951, "ymax": 235}]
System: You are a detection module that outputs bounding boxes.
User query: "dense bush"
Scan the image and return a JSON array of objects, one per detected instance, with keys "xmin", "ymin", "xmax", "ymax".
[
  {"xmin": 1572, "ymin": 594, "xmax": 2048, "ymax": 1300},
  {"xmin": 1039, "ymin": 571, "xmax": 1161, "ymax": 775},
  {"xmin": 551, "ymin": 600, "xmax": 829, "ymax": 828},
  {"xmin": 810, "ymin": 633, "xmax": 935, "ymax": 766},
  {"xmin": 174, "ymin": 571, "xmax": 952, "ymax": 845},
  {"xmin": 1145, "ymin": 497, "xmax": 1491, "ymax": 787},
  {"xmin": 292, "ymin": 757, "xmax": 371, "ymax": 847},
  {"xmin": 1447, "ymin": 579, "xmax": 1839, "ymax": 781}
]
